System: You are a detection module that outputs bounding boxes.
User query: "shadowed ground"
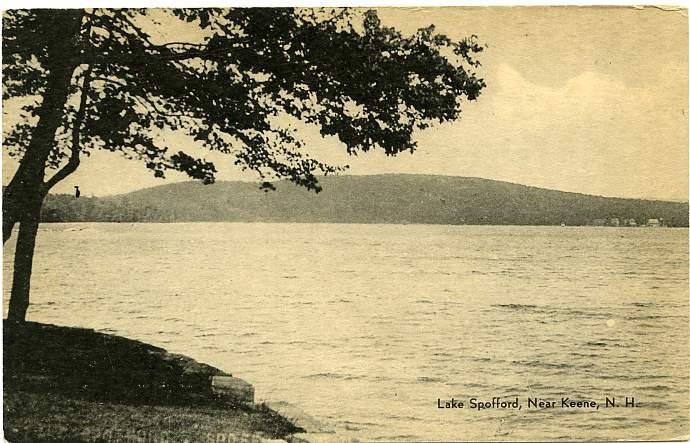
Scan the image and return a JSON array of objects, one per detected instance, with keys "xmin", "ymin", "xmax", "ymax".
[{"xmin": 3, "ymin": 321, "xmax": 304, "ymax": 442}]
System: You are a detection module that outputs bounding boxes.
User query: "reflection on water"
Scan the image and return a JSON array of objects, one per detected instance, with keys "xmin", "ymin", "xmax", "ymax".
[{"xmin": 4, "ymin": 223, "xmax": 689, "ymax": 441}]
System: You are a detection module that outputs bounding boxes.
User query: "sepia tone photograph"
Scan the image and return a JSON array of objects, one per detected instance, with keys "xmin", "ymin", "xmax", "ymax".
[{"xmin": 2, "ymin": 4, "xmax": 689, "ymax": 442}]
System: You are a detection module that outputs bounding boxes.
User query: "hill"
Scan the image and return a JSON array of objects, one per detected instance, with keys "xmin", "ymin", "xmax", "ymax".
[{"xmin": 40, "ymin": 174, "xmax": 689, "ymax": 227}]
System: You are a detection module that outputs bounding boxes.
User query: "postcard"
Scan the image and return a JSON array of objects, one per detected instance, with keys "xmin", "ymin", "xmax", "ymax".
[{"xmin": 2, "ymin": 5, "xmax": 688, "ymax": 442}]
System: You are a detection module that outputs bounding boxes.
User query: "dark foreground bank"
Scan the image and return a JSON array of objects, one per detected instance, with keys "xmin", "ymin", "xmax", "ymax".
[{"xmin": 3, "ymin": 321, "xmax": 304, "ymax": 442}]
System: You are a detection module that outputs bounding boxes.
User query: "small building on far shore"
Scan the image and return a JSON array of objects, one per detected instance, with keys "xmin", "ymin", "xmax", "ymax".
[{"xmin": 646, "ymin": 218, "xmax": 662, "ymax": 227}]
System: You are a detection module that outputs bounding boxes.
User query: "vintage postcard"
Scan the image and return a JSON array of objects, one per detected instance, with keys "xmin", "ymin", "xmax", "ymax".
[{"xmin": 2, "ymin": 5, "xmax": 689, "ymax": 443}]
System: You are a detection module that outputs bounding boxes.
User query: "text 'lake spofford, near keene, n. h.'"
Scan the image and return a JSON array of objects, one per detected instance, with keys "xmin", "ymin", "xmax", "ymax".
[{"xmin": 437, "ymin": 396, "xmax": 638, "ymax": 411}]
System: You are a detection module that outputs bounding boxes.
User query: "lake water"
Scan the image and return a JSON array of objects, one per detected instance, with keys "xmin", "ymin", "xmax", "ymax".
[{"xmin": 3, "ymin": 223, "xmax": 689, "ymax": 441}]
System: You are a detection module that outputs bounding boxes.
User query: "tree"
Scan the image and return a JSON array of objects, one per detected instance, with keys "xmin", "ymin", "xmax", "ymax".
[{"xmin": 2, "ymin": 8, "xmax": 485, "ymax": 323}]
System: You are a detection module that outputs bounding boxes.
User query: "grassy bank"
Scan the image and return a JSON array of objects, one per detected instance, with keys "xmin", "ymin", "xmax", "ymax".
[{"xmin": 3, "ymin": 321, "xmax": 304, "ymax": 442}]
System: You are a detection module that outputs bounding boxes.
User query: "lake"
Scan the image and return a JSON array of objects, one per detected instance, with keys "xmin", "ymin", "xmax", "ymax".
[{"xmin": 3, "ymin": 223, "xmax": 689, "ymax": 441}]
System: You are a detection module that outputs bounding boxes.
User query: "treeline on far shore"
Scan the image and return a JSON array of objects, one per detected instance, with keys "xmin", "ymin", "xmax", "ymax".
[
  {"xmin": 37, "ymin": 175, "xmax": 690, "ymax": 227},
  {"xmin": 42, "ymin": 194, "xmax": 173, "ymax": 223}
]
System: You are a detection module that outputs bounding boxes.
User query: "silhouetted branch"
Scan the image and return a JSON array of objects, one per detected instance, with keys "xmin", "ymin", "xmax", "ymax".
[
  {"xmin": 44, "ymin": 68, "xmax": 92, "ymax": 191},
  {"xmin": 83, "ymin": 47, "xmax": 222, "ymax": 66}
]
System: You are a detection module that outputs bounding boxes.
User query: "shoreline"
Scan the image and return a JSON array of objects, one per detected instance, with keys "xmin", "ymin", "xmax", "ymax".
[
  {"xmin": 3, "ymin": 321, "xmax": 306, "ymax": 443},
  {"xmin": 21, "ymin": 221, "xmax": 690, "ymax": 228}
]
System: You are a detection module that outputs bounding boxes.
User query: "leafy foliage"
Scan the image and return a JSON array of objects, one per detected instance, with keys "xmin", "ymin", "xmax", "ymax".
[{"xmin": 3, "ymin": 8, "xmax": 485, "ymax": 192}]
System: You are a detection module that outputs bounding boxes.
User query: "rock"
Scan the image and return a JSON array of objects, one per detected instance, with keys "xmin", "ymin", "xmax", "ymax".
[{"xmin": 211, "ymin": 375, "xmax": 254, "ymax": 403}]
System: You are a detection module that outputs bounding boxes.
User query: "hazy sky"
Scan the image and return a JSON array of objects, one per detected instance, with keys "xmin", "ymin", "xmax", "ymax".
[{"xmin": 2, "ymin": 6, "xmax": 688, "ymax": 200}]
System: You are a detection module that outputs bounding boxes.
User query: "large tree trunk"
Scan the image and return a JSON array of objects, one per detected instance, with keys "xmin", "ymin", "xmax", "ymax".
[
  {"xmin": 7, "ymin": 210, "xmax": 41, "ymax": 323},
  {"xmin": 2, "ymin": 71, "xmax": 77, "ymax": 244},
  {"xmin": 4, "ymin": 9, "xmax": 85, "ymax": 323},
  {"xmin": 6, "ymin": 180, "xmax": 47, "ymax": 323},
  {"xmin": 3, "ymin": 10, "xmax": 85, "ymax": 245}
]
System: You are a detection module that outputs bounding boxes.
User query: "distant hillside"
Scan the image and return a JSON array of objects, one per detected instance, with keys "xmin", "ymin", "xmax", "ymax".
[{"xmin": 41, "ymin": 175, "xmax": 689, "ymax": 227}]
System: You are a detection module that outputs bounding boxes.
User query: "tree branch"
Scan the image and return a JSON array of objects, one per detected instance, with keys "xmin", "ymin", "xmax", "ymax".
[
  {"xmin": 130, "ymin": 94, "xmax": 197, "ymax": 118},
  {"xmin": 82, "ymin": 47, "xmax": 223, "ymax": 66},
  {"xmin": 92, "ymin": 76, "xmax": 201, "ymax": 119},
  {"xmin": 162, "ymin": 42, "xmax": 207, "ymax": 49},
  {"xmin": 92, "ymin": 76, "xmax": 127, "ymax": 87},
  {"xmin": 112, "ymin": 10, "xmax": 155, "ymax": 48},
  {"xmin": 43, "ymin": 68, "xmax": 92, "ymax": 191}
]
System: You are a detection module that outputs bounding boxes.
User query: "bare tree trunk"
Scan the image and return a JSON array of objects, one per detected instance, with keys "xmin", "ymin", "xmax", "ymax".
[
  {"xmin": 4, "ymin": 173, "xmax": 29, "ymax": 244},
  {"xmin": 6, "ymin": 178, "xmax": 47, "ymax": 322},
  {"xmin": 3, "ymin": 212, "xmax": 18, "ymax": 244},
  {"xmin": 5, "ymin": 179, "xmax": 49, "ymax": 323},
  {"xmin": 7, "ymin": 212, "xmax": 41, "ymax": 323}
]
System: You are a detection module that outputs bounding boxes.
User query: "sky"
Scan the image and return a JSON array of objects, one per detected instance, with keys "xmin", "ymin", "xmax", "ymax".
[{"xmin": 2, "ymin": 6, "xmax": 688, "ymax": 200}]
